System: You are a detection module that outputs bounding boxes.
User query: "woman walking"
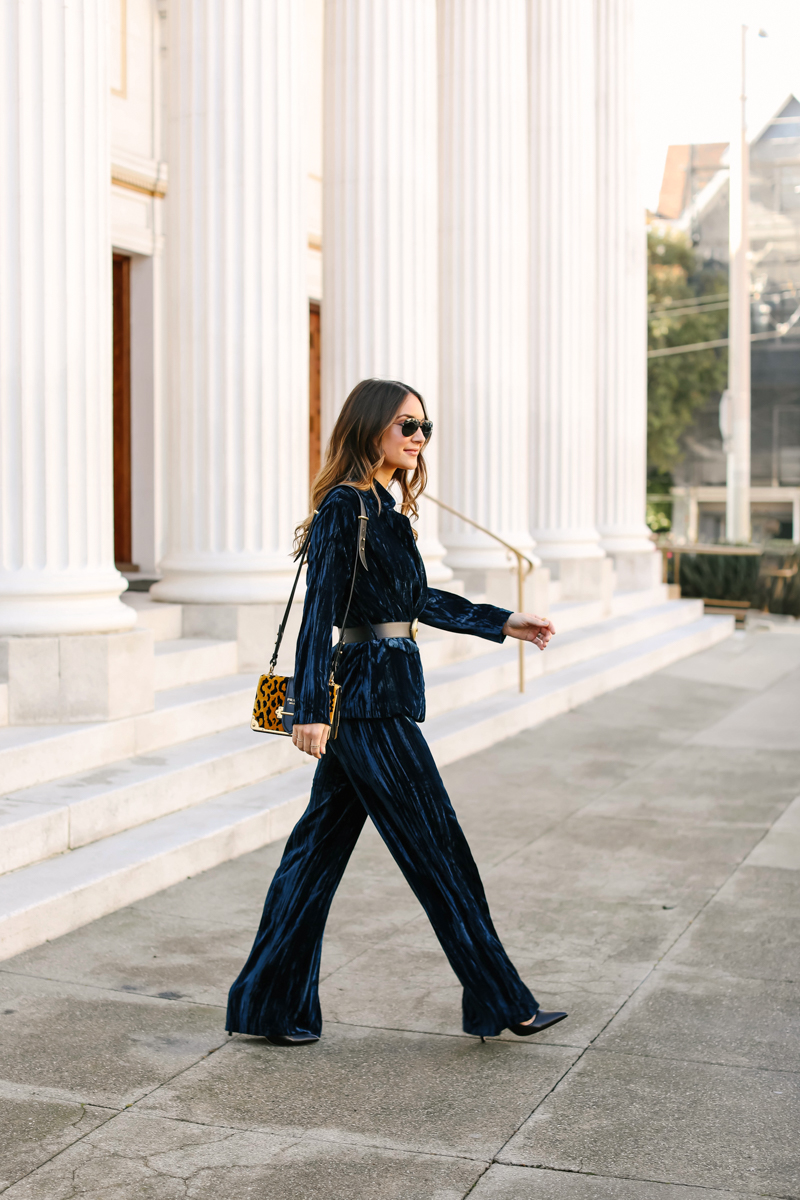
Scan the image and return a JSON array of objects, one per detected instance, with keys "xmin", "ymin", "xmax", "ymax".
[{"xmin": 226, "ymin": 378, "xmax": 567, "ymax": 1046}]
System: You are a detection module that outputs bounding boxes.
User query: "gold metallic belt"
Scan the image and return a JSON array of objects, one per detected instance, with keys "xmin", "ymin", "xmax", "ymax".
[{"xmin": 340, "ymin": 618, "xmax": 419, "ymax": 644}]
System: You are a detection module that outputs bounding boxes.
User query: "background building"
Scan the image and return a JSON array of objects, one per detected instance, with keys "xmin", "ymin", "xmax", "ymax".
[{"xmin": 656, "ymin": 96, "xmax": 800, "ymax": 543}]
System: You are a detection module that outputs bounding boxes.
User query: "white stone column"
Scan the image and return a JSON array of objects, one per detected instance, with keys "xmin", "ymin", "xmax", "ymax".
[
  {"xmin": 594, "ymin": 0, "xmax": 655, "ymax": 580},
  {"xmin": 322, "ymin": 0, "xmax": 450, "ymax": 582},
  {"xmin": 528, "ymin": 0, "xmax": 604, "ymax": 570},
  {"xmin": 438, "ymin": 0, "xmax": 536, "ymax": 582},
  {"xmin": 0, "ymin": 0, "xmax": 134, "ymax": 635},
  {"xmin": 151, "ymin": 0, "xmax": 308, "ymax": 604}
]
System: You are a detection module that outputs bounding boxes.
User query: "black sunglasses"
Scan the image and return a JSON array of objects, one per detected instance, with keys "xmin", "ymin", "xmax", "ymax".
[{"xmin": 398, "ymin": 417, "xmax": 433, "ymax": 439}]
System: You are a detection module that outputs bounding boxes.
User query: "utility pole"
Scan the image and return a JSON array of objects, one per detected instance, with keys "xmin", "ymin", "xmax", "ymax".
[{"xmin": 726, "ymin": 24, "xmax": 751, "ymax": 543}]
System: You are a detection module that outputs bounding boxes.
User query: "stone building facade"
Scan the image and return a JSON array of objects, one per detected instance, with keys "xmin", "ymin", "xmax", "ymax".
[{"xmin": 0, "ymin": 0, "xmax": 655, "ymax": 718}]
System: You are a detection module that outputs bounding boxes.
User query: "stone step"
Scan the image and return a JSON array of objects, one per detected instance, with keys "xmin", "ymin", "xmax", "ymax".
[
  {"xmin": 122, "ymin": 593, "xmax": 183, "ymax": 641},
  {"xmin": 0, "ymin": 767, "xmax": 317, "ymax": 963},
  {"xmin": 422, "ymin": 599, "xmax": 703, "ymax": 719},
  {"xmin": 153, "ymin": 637, "xmax": 239, "ymax": 690},
  {"xmin": 0, "ymin": 721, "xmax": 305, "ymax": 876},
  {"xmin": 0, "ymin": 599, "xmax": 690, "ymax": 838},
  {"xmin": 610, "ymin": 584, "xmax": 669, "ymax": 617},
  {"xmin": 0, "ymin": 682, "xmax": 7, "ymax": 728},
  {"xmin": 427, "ymin": 613, "xmax": 734, "ymax": 767},
  {"xmin": 0, "ymin": 635, "xmax": 509, "ymax": 876},
  {"xmin": 0, "ymin": 627, "xmax": 492, "ymax": 798},
  {"xmin": 0, "ymin": 611, "xmax": 733, "ymax": 962},
  {"xmin": 0, "ymin": 672, "xmax": 263, "ymax": 797},
  {"xmin": 548, "ymin": 583, "xmax": 668, "ymax": 633}
]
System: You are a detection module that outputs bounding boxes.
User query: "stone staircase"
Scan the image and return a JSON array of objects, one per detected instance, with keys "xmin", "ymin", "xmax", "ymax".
[{"xmin": 0, "ymin": 584, "xmax": 733, "ymax": 961}]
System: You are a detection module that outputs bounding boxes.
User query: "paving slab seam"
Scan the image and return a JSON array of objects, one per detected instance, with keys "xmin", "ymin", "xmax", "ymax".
[
  {"xmin": 0, "ymin": 964, "xmax": 234, "ymax": 1010},
  {"xmin": 642, "ymin": 962, "xmax": 798, "ymax": 985},
  {"xmin": 319, "ymin": 1016, "xmax": 587, "ymax": 1051},
  {"xmin": 588, "ymin": 1043, "xmax": 800, "ymax": 1076},
  {"xmin": 477, "ymin": 1160, "xmax": 767, "ymax": 1198},
  {"xmin": 283, "ymin": 1129, "xmax": 495, "ymax": 1168},
  {"xmin": 0, "ymin": 1079, "xmax": 123, "ymax": 1110},
  {"xmin": 128, "ymin": 902, "xmax": 260, "ymax": 932},
  {"xmin": 123, "ymin": 1098, "xmax": 497, "ymax": 1168}
]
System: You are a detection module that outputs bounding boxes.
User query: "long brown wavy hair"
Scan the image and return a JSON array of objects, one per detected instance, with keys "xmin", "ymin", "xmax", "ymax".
[{"xmin": 292, "ymin": 378, "xmax": 430, "ymax": 556}]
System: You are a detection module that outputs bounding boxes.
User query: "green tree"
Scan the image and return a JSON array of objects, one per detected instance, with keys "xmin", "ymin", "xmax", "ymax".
[{"xmin": 647, "ymin": 230, "xmax": 728, "ymax": 475}]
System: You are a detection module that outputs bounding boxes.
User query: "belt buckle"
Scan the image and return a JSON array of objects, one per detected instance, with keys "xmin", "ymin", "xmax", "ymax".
[{"xmin": 410, "ymin": 617, "xmax": 419, "ymax": 642}]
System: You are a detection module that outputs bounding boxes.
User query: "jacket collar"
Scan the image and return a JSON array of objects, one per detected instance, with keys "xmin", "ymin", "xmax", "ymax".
[{"xmin": 372, "ymin": 479, "xmax": 397, "ymax": 510}]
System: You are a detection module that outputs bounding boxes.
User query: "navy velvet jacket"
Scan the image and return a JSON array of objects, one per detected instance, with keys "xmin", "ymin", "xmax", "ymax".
[{"xmin": 292, "ymin": 480, "xmax": 514, "ymax": 726}]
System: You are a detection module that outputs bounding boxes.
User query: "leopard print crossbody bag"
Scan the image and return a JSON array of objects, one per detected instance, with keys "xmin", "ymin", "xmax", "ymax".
[{"xmin": 251, "ymin": 485, "xmax": 369, "ymax": 739}]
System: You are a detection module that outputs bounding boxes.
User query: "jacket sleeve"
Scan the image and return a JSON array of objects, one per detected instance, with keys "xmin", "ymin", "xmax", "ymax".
[
  {"xmin": 418, "ymin": 587, "xmax": 512, "ymax": 643},
  {"xmin": 292, "ymin": 488, "xmax": 360, "ymax": 726}
]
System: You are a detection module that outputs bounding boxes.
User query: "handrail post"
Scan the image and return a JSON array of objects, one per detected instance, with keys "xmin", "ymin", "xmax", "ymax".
[
  {"xmin": 511, "ymin": 549, "xmax": 529, "ymax": 693},
  {"xmin": 422, "ymin": 493, "xmax": 535, "ymax": 694}
]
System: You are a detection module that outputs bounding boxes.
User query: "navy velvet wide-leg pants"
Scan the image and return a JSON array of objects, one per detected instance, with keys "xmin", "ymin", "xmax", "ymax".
[{"xmin": 226, "ymin": 715, "xmax": 538, "ymax": 1039}]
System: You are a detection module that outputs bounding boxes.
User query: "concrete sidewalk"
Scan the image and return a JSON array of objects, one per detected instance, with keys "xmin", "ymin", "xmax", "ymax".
[{"xmin": 1, "ymin": 629, "xmax": 799, "ymax": 1198}]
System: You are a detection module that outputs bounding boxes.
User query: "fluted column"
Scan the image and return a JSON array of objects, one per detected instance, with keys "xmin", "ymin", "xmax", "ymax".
[
  {"xmin": 151, "ymin": 0, "xmax": 308, "ymax": 604},
  {"xmin": 438, "ymin": 0, "xmax": 535, "ymax": 573},
  {"xmin": 322, "ymin": 0, "xmax": 450, "ymax": 582},
  {"xmin": 595, "ymin": 0, "xmax": 654, "ymax": 558},
  {"xmin": 0, "ymin": 0, "xmax": 134, "ymax": 634},
  {"xmin": 528, "ymin": 0, "xmax": 604, "ymax": 562}
]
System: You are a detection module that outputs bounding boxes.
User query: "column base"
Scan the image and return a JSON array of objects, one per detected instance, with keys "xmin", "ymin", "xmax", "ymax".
[
  {"xmin": 416, "ymin": 536, "xmax": 454, "ymax": 584},
  {"xmin": 180, "ymin": 603, "xmax": 306, "ymax": 674},
  {"xmin": 150, "ymin": 573, "xmax": 303, "ymax": 606},
  {"xmin": 448, "ymin": 566, "xmax": 551, "ymax": 615},
  {"xmin": 605, "ymin": 549, "xmax": 661, "ymax": 593},
  {"xmin": 150, "ymin": 552, "xmax": 307, "ymax": 606},
  {"xmin": 0, "ymin": 630, "xmax": 154, "ymax": 725},
  {"xmin": 545, "ymin": 557, "xmax": 616, "ymax": 607},
  {"xmin": 0, "ymin": 572, "xmax": 137, "ymax": 636}
]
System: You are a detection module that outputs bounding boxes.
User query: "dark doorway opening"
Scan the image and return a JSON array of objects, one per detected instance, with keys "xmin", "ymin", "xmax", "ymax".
[
  {"xmin": 309, "ymin": 302, "xmax": 321, "ymax": 490},
  {"xmin": 112, "ymin": 253, "xmax": 135, "ymax": 570}
]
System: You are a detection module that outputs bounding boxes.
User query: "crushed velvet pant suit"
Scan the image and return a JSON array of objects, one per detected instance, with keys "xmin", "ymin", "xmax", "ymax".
[{"xmin": 226, "ymin": 479, "xmax": 539, "ymax": 1040}]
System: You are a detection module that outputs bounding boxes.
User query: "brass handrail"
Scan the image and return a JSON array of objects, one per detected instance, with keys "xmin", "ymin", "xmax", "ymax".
[{"xmin": 423, "ymin": 494, "xmax": 535, "ymax": 694}]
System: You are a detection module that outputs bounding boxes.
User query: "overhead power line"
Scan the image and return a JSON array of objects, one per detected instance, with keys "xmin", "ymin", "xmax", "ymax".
[
  {"xmin": 648, "ymin": 297, "xmax": 800, "ymax": 358},
  {"xmin": 648, "ymin": 286, "xmax": 798, "ymax": 318}
]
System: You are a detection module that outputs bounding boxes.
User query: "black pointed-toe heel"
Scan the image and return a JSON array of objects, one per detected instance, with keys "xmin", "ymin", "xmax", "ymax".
[
  {"xmin": 508, "ymin": 1010, "xmax": 568, "ymax": 1036},
  {"xmin": 265, "ymin": 1033, "xmax": 319, "ymax": 1047}
]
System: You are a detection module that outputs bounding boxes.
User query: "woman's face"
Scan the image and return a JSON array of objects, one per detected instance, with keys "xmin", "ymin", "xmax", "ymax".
[{"xmin": 379, "ymin": 393, "xmax": 428, "ymax": 474}]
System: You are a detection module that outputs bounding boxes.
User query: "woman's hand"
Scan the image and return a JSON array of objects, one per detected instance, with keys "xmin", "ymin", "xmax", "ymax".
[
  {"xmin": 501, "ymin": 612, "xmax": 556, "ymax": 651},
  {"xmin": 292, "ymin": 722, "xmax": 330, "ymax": 759}
]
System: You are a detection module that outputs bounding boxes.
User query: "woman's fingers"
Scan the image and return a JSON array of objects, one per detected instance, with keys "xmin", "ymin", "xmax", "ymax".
[
  {"xmin": 525, "ymin": 615, "xmax": 555, "ymax": 650},
  {"xmin": 292, "ymin": 722, "xmax": 329, "ymax": 759},
  {"xmin": 502, "ymin": 612, "xmax": 557, "ymax": 648}
]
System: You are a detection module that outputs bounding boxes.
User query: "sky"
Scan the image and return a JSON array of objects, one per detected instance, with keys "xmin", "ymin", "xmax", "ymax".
[{"xmin": 634, "ymin": 0, "xmax": 800, "ymax": 210}]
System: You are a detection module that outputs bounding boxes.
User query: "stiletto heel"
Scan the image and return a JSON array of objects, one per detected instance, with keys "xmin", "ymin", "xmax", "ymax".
[
  {"xmin": 480, "ymin": 1036, "xmax": 486, "ymax": 1043},
  {"xmin": 508, "ymin": 1010, "xmax": 568, "ymax": 1036}
]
